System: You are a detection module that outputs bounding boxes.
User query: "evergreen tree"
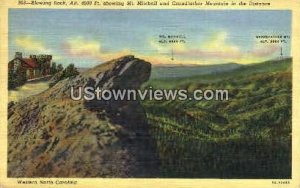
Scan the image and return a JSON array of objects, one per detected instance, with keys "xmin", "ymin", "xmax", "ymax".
[
  {"xmin": 36, "ymin": 56, "xmax": 48, "ymax": 75},
  {"xmin": 63, "ymin": 64, "xmax": 79, "ymax": 78},
  {"xmin": 50, "ymin": 62, "xmax": 57, "ymax": 75},
  {"xmin": 15, "ymin": 65, "xmax": 27, "ymax": 86},
  {"xmin": 8, "ymin": 69, "xmax": 17, "ymax": 89},
  {"xmin": 57, "ymin": 64, "xmax": 64, "ymax": 72}
]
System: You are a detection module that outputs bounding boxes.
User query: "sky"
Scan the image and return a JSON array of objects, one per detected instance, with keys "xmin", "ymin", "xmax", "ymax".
[{"xmin": 9, "ymin": 9, "xmax": 291, "ymax": 67}]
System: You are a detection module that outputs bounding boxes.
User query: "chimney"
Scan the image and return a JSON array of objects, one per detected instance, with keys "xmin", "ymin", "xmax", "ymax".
[{"xmin": 15, "ymin": 52, "xmax": 22, "ymax": 59}]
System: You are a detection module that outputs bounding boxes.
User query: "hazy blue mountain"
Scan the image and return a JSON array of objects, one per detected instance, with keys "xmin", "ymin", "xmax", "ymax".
[{"xmin": 150, "ymin": 63, "xmax": 242, "ymax": 79}]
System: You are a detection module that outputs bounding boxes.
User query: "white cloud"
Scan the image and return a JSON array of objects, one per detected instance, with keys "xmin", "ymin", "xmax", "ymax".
[{"xmin": 15, "ymin": 36, "xmax": 52, "ymax": 54}]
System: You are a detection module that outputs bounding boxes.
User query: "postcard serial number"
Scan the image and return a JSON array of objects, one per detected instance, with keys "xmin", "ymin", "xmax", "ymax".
[{"xmin": 272, "ymin": 180, "xmax": 290, "ymax": 184}]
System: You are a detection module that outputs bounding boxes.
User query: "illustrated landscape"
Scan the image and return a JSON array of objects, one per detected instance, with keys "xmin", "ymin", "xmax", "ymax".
[{"xmin": 8, "ymin": 10, "xmax": 292, "ymax": 178}]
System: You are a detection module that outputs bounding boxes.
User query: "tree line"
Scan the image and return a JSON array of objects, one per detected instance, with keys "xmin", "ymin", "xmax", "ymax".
[{"xmin": 8, "ymin": 62, "xmax": 79, "ymax": 89}]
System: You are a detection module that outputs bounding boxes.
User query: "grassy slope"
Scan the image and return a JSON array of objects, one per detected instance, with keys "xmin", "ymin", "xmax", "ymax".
[{"xmin": 142, "ymin": 58, "xmax": 292, "ymax": 178}]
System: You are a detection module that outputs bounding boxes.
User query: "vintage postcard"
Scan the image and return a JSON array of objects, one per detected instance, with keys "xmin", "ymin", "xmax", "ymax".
[{"xmin": 0, "ymin": 0, "xmax": 300, "ymax": 187}]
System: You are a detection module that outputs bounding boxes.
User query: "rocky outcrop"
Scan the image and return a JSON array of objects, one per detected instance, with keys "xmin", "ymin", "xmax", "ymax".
[{"xmin": 8, "ymin": 55, "xmax": 159, "ymax": 177}]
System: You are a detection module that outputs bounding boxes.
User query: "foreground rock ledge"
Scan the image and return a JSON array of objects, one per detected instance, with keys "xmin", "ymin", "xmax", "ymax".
[{"xmin": 8, "ymin": 55, "xmax": 159, "ymax": 177}]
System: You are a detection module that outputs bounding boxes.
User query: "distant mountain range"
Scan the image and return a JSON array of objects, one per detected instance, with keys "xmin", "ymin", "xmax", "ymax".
[
  {"xmin": 78, "ymin": 57, "xmax": 292, "ymax": 80},
  {"xmin": 150, "ymin": 63, "xmax": 242, "ymax": 79},
  {"xmin": 78, "ymin": 62, "xmax": 242, "ymax": 80}
]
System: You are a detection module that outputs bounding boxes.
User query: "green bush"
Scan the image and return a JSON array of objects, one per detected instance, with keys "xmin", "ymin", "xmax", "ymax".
[
  {"xmin": 8, "ymin": 65, "xmax": 27, "ymax": 89},
  {"xmin": 49, "ymin": 63, "xmax": 79, "ymax": 87}
]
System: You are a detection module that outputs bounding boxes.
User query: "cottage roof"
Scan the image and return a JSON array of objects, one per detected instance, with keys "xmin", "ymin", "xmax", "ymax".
[
  {"xmin": 9, "ymin": 57, "xmax": 38, "ymax": 69},
  {"xmin": 21, "ymin": 58, "xmax": 38, "ymax": 68}
]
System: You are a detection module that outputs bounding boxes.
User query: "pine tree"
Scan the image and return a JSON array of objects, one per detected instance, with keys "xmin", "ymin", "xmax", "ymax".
[
  {"xmin": 15, "ymin": 65, "xmax": 27, "ymax": 86},
  {"xmin": 8, "ymin": 69, "xmax": 17, "ymax": 89},
  {"xmin": 50, "ymin": 62, "xmax": 57, "ymax": 75}
]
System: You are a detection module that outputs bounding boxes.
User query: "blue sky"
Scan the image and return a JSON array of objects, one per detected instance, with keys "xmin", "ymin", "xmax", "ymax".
[{"xmin": 9, "ymin": 9, "xmax": 291, "ymax": 67}]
